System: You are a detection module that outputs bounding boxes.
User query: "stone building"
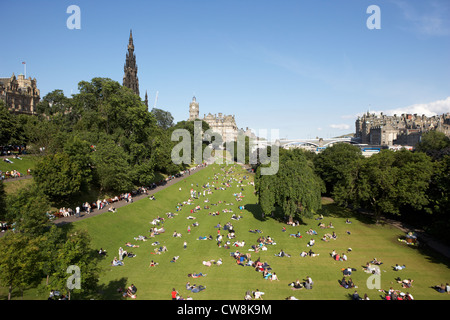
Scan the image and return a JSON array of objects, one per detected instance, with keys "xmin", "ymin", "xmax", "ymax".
[
  {"xmin": 188, "ymin": 96, "xmax": 238, "ymax": 142},
  {"xmin": 355, "ymin": 111, "xmax": 450, "ymax": 146},
  {"xmin": 0, "ymin": 73, "xmax": 40, "ymax": 115}
]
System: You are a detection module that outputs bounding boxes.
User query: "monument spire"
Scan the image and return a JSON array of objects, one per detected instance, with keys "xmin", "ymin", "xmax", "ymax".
[{"xmin": 123, "ymin": 29, "xmax": 140, "ymax": 97}]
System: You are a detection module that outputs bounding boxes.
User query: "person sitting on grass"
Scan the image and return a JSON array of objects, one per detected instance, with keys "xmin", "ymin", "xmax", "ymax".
[
  {"xmin": 270, "ymin": 272, "xmax": 279, "ymax": 282},
  {"xmin": 112, "ymin": 257, "xmax": 124, "ymax": 266},
  {"xmin": 123, "ymin": 284, "xmax": 137, "ymax": 299},
  {"xmin": 263, "ymin": 269, "xmax": 272, "ymax": 280},
  {"xmin": 304, "ymin": 276, "xmax": 313, "ymax": 289},
  {"xmin": 244, "ymin": 290, "xmax": 253, "ymax": 300},
  {"xmin": 253, "ymin": 289, "xmax": 264, "ymax": 300},
  {"xmin": 340, "ymin": 277, "xmax": 349, "ymax": 289},
  {"xmin": 149, "ymin": 260, "xmax": 158, "ymax": 267}
]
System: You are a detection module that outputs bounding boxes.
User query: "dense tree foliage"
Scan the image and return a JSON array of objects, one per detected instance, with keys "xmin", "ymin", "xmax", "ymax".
[
  {"xmin": 256, "ymin": 149, "xmax": 324, "ymax": 220},
  {"xmin": 314, "ymin": 143, "xmax": 364, "ymax": 197}
]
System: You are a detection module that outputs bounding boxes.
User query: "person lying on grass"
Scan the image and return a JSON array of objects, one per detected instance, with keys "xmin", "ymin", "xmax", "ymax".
[
  {"xmin": 289, "ymin": 279, "xmax": 303, "ymax": 290},
  {"xmin": 275, "ymin": 249, "xmax": 291, "ymax": 257},
  {"xmin": 289, "ymin": 231, "xmax": 302, "ymax": 238},
  {"xmin": 396, "ymin": 278, "xmax": 413, "ymax": 288},
  {"xmin": 393, "ymin": 264, "xmax": 406, "ymax": 271},
  {"xmin": 371, "ymin": 257, "xmax": 383, "ymax": 265},
  {"xmin": 125, "ymin": 242, "xmax": 139, "ymax": 248},
  {"xmin": 202, "ymin": 259, "xmax": 221, "ymax": 267},
  {"xmin": 188, "ymin": 272, "xmax": 207, "ymax": 278}
]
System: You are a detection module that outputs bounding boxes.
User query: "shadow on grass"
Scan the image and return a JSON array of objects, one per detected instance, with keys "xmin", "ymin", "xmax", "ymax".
[
  {"xmin": 96, "ymin": 277, "xmax": 129, "ymax": 300},
  {"xmin": 318, "ymin": 202, "xmax": 377, "ymax": 226},
  {"xmin": 245, "ymin": 203, "xmax": 266, "ymax": 222}
]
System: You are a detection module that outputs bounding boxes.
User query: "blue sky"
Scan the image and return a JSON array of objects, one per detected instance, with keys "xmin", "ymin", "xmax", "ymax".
[{"xmin": 1, "ymin": 0, "xmax": 449, "ymax": 140}]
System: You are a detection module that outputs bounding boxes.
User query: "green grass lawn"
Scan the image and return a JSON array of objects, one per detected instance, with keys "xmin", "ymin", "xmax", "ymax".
[
  {"xmin": 0, "ymin": 155, "xmax": 39, "ymax": 175},
  {"xmin": 65, "ymin": 162, "xmax": 450, "ymax": 300},
  {"xmin": 3, "ymin": 162, "xmax": 449, "ymax": 300}
]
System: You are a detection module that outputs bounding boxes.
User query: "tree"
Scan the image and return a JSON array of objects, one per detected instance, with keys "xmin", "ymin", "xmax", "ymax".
[
  {"xmin": 6, "ymin": 183, "xmax": 52, "ymax": 236},
  {"xmin": 349, "ymin": 150, "xmax": 434, "ymax": 223},
  {"xmin": 49, "ymin": 230, "xmax": 101, "ymax": 300},
  {"xmin": 36, "ymin": 89, "xmax": 71, "ymax": 117},
  {"xmin": 91, "ymin": 140, "xmax": 133, "ymax": 193},
  {"xmin": 151, "ymin": 107, "xmax": 174, "ymax": 130},
  {"xmin": 314, "ymin": 143, "xmax": 364, "ymax": 196},
  {"xmin": 256, "ymin": 149, "xmax": 324, "ymax": 220},
  {"xmin": 0, "ymin": 180, "xmax": 6, "ymax": 221},
  {"xmin": 0, "ymin": 100, "xmax": 19, "ymax": 146},
  {"xmin": 415, "ymin": 131, "xmax": 450, "ymax": 161},
  {"xmin": 33, "ymin": 152, "xmax": 87, "ymax": 202},
  {"xmin": 0, "ymin": 232, "xmax": 44, "ymax": 300}
]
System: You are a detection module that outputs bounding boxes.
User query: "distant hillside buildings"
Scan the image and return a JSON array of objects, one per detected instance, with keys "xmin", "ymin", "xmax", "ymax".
[{"xmin": 355, "ymin": 112, "xmax": 450, "ymax": 147}]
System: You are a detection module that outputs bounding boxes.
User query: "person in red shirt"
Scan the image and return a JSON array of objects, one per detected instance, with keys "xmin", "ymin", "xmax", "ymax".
[{"xmin": 171, "ymin": 288, "xmax": 178, "ymax": 300}]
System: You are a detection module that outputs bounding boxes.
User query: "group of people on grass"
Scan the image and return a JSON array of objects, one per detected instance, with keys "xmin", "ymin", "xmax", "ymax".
[{"xmin": 97, "ymin": 162, "xmax": 447, "ymax": 300}]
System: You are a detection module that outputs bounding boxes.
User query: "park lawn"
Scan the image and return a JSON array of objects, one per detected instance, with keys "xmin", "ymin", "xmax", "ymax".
[
  {"xmin": 0, "ymin": 155, "xmax": 39, "ymax": 175},
  {"xmin": 64, "ymin": 162, "xmax": 450, "ymax": 300}
]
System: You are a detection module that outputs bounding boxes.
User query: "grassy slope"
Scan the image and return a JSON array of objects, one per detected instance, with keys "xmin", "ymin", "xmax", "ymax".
[{"xmin": 69, "ymin": 163, "xmax": 450, "ymax": 300}]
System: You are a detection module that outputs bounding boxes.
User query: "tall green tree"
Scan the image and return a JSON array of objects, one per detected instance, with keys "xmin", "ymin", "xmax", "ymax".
[
  {"xmin": 314, "ymin": 143, "xmax": 364, "ymax": 196},
  {"xmin": 33, "ymin": 152, "xmax": 87, "ymax": 202},
  {"xmin": 348, "ymin": 150, "xmax": 434, "ymax": 223},
  {"xmin": 91, "ymin": 140, "xmax": 133, "ymax": 193},
  {"xmin": 6, "ymin": 183, "xmax": 52, "ymax": 236},
  {"xmin": 0, "ymin": 100, "xmax": 19, "ymax": 146},
  {"xmin": 50, "ymin": 230, "xmax": 101, "ymax": 300},
  {"xmin": 0, "ymin": 232, "xmax": 44, "ymax": 300},
  {"xmin": 0, "ymin": 180, "xmax": 6, "ymax": 221},
  {"xmin": 415, "ymin": 130, "xmax": 450, "ymax": 160},
  {"xmin": 256, "ymin": 149, "xmax": 324, "ymax": 220}
]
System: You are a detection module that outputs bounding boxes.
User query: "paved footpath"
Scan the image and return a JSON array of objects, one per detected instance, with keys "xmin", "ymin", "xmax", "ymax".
[{"xmin": 53, "ymin": 165, "xmax": 208, "ymax": 226}]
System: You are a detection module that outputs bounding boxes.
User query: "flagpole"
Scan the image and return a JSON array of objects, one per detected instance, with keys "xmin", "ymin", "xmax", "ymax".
[{"xmin": 23, "ymin": 61, "xmax": 26, "ymax": 78}]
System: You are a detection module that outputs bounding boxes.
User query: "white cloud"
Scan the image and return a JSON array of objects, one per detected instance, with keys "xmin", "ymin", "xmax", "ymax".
[
  {"xmin": 343, "ymin": 97, "xmax": 450, "ymax": 120},
  {"xmin": 330, "ymin": 124, "xmax": 351, "ymax": 130},
  {"xmin": 383, "ymin": 97, "xmax": 450, "ymax": 117}
]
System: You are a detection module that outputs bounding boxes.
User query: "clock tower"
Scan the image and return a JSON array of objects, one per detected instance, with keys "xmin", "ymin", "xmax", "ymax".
[{"xmin": 189, "ymin": 96, "xmax": 199, "ymax": 121}]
